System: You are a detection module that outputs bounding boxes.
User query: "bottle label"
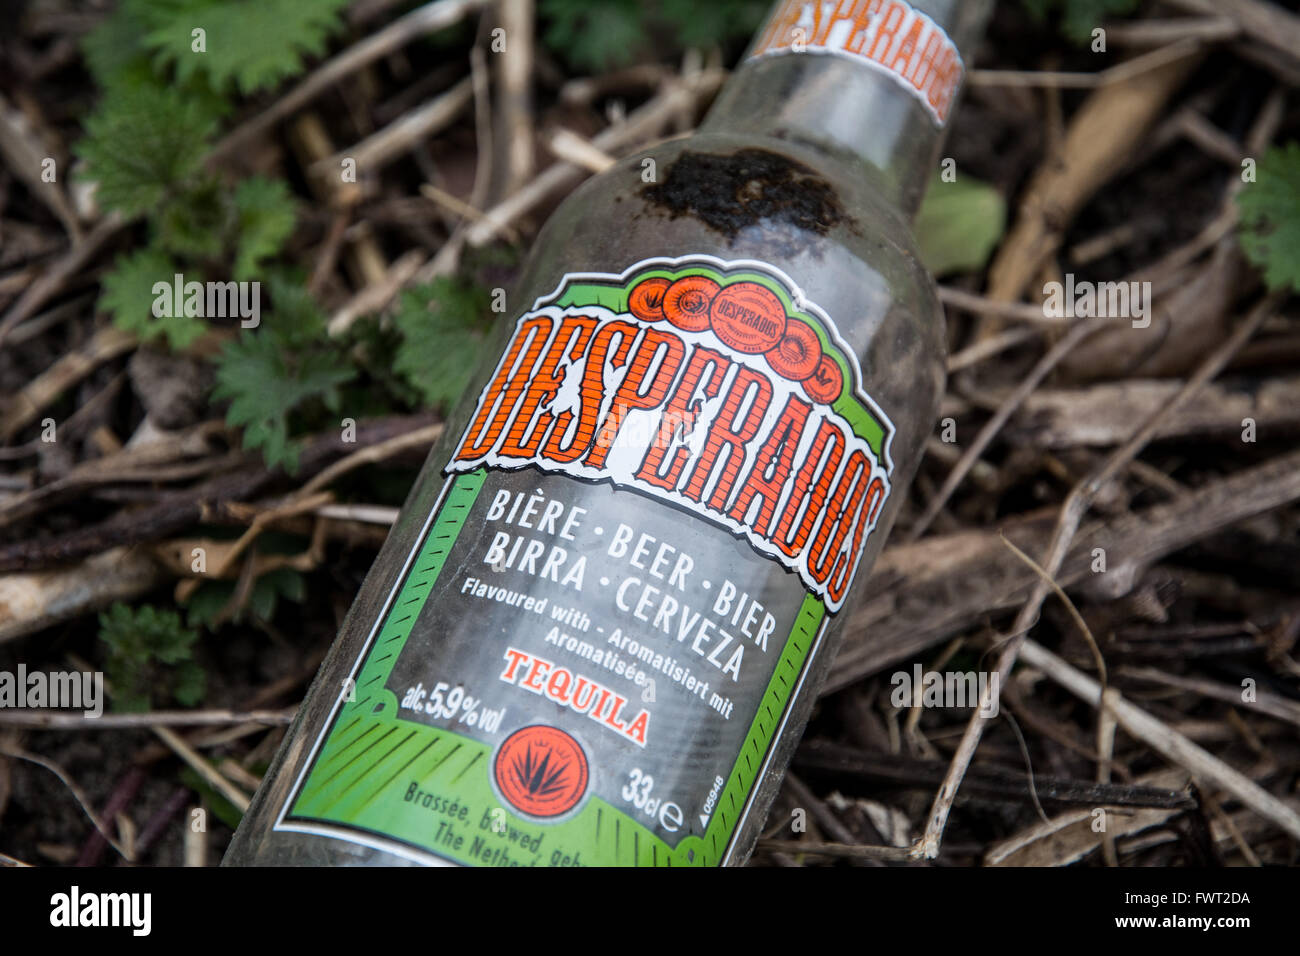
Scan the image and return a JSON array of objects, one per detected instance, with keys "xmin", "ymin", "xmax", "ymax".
[
  {"xmin": 274, "ymin": 256, "xmax": 895, "ymax": 865},
  {"xmin": 748, "ymin": 0, "xmax": 964, "ymax": 126}
]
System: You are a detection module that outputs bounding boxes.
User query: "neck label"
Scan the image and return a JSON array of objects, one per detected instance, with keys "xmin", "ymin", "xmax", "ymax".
[{"xmin": 750, "ymin": 0, "xmax": 964, "ymax": 126}]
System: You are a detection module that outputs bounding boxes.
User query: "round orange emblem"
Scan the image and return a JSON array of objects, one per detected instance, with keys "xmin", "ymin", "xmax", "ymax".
[
  {"xmin": 628, "ymin": 276, "xmax": 671, "ymax": 322},
  {"xmin": 766, "ymin": 318, "xmax": 822, "ymax": 381},
  {"xmin": 493, "ymin": 725, "xmax": 589, "ymax": 818},
  {"xmin": 662, "ymin": 276, "xmax": 719, "ymax": 332},
  {"xmin": 709, "ymin": 281, "xmax": 786, "ymax": 354},
  {"xmin": 804, "ymin": 354, "xmax": 844, "ymax": 404}
]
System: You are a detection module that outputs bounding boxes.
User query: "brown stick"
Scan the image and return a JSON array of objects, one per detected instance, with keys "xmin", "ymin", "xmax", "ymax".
[
  {"xmin": 153, "ymin": 725, "xmax": 251, "ymax": 813},
  {"xmin": 314, "ymin": 77, "xmax": 473, "ymax": 177},
  {"xmin": 1021, "ymin": 640, "xmax": 1300, "ymax": 841},
  {"xmin": 0, "ymin": 413, "xmax": 437, "ymax": 573},
  {"xmin": 463, "ymin": 69, "xmax": 726, "ymax": 246},
  {"xmin": 830, "ymin": 442, "xmax": 1300, "ymax": 690},
  {"xmin": 0, "ymin": 213, "xmax": 125, "ymax": 349},
  {"xmin": 492, "ymin": 0, "xmax": 535, "ymax": 200},
  {"xmin": 911, "ymin": 294, "xmax": 1280, "ymax": 859},
  {"xmin": 0, "ymin": 325, "xmax": 137, "ymax": 440},
  {"xmin": 1004, "ymin": 377, "xmax": 1300, "ymax": 448},
  {"xmin": 983, "ymin": 53, "xmax": 1199, "ymax": 330},
  {"xmin": 0, "ymin": 708, "xmax": 295, "ymax": 729},
  {"xmin": 0, "ymin": 546, "xmax": 166, "ymax": 645},
  {"xmin": 755, "ymin": 839, "xmax": 914, "ymax": 861},
  {"xmin": 1165, "ymin": 0, "xmax": 1300, "ymax": 62},
  {"xmin": 907, "ymin": 316, "xmax": 1111, "ymax": 540}
]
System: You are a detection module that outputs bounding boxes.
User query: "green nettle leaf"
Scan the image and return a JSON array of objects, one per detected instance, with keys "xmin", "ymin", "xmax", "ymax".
[
  {"xmin": 185, "ymin": 580, "xmax": 235, "ymax": 630},
  {"xmin": 75, "ymin": 83, "xmax": 218, "ymax": 217},
  {"xmin": 249, "ymin": 567, "xmax": 306, "ymax": 622},
  {"xmin": 156, "ymin": 176, "xmax": 235, "ymax": 261},
  {"xmin": 97, "ymin": 602, "xmax": 205, "ymax": 712},
  {"xmin": 101, "ymin": 246, "xmax": 207, "ymax": 349},
  {"xmin": 212, "ymin": 283, "xmax": 358, "ymax": 472},
  {"xmin": 541, "ymin": 0, "xmax": 772, "ymax": 70},
  {"xmin": 915, "ymin": 174, "xmax": 1007, "ymax": 277},
  {"xmin": 137, "ymin": 0, "xmax": 351, "ymax": 95},
  {"xmin": 233, "ymin": 176, "xmax": 298, "ymax": 280},
  {"xmin": 392, "ymin": 278, "xmax": 494, "ymax": 410},
  {"xmin": 1237, "ymin": 142, "xmax": 1300, "ymax": 293},
  {"xmin": 186, "ymin": 565, "xmax": 307, "ymax": 630},
  {"xmin": 171, "ymin": 661, "xmax": 207, "ymax": 707},
  {"xmin": 82, "ymin": 1, "xmax": 233, "ymax": 117},
  {"xmin": 1019, "ymin": 0, "xmax": 1141, "ymax": 43},
  {"xmin": 178, "ymin": 767, "xmax": 244, "ymax": 828},
  {"xmin": 540, "ymin": 0, "xmax": 646, "ymax": 71},
  {"xmin": 81, "ymin": 3, "xmax": 151, "ymax": 89},
  {"xmin": 659, "ymin": 0, "xmax": 768, "ymax": 49}
]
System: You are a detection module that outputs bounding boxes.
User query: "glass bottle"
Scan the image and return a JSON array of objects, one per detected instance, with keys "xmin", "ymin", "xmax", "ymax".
[{"xmin": 225, "ymin": 0, "xmax": 991, "ymax": 867}]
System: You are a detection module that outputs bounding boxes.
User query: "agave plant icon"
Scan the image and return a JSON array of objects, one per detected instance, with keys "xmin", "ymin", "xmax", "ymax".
[
  {"xmin": 510, "ymin": 743, "xmax": 571, "ymax": 800},
  {"xmin": 494, "ymin": 725, "xmax": 590, "ymax": 817}
]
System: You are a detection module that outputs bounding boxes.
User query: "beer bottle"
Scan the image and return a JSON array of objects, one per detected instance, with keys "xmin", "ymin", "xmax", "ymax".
[{"xmin": 225, "ymin": 0, "xmax": 991, "ymax": 867}]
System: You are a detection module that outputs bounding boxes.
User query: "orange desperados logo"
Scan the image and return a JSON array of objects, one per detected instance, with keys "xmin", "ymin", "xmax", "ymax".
[
  {"xmin": 494, "ymin": 725, "xmax": 590, "ymax": 818},
  {"xmin": 446, "ymin": 256, "xmax": 894, "ymax": 613}
]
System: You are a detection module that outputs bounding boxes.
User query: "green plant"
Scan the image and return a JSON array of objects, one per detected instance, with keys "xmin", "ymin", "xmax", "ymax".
[
  {"xmin": 1237, "ymin": 142, "xmax": 1300, "ymax": 293},
  {"xmin": 100, "ymin": 246, "xmax": 204, "ymax": 349},
  {"xmin": 179, "ymin": 767, "xmax": 245, "ymax": 828},
  {"xmin": 75, "ymin": 0, "xmax": 326, "ymax": 350},
  {"xmin": 76, "ymin": 1, "xmax": 510, "ymax": 472},
  {"xmin": 915, "ymin": 173, "xmax": 1006, "ymax": 276},
  {"xmin": 212, "ymin": 279, "xmax": 358, "ymax": 473},
  {"xmin": 134, "ymin": 0, "xmax": 352, "ymax": 95},
  {"xmin": 97, "ymin": 603, "xmax": 206, "ymax": 712},
  {"xmin": 232, "ymin": 177, "xmax": 298, "ymax": 280},
  {"xmin": 186, "ymin": 567, "xmax": 308, "ymax": 630},
  {"xmin": 1020, "ymin": 0, "xmax": 1141, "ymax": 44},
  {"xmin": 392, "ymin": 278, "xmax": 495, "ymax": 411},
  {"xmin": 182, "ymin": 531, "xmax": 311, "ymax": 629},
  {"xmin": 540, "ymin": 0, "xmax": 767, "ymax": 71},
  {"xmin": 75, "ymin": 83, "xmax": 217, "ymax": 218}
]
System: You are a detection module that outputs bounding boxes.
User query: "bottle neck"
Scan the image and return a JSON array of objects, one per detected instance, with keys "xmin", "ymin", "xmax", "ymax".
[{"xmin": 699, "ymin": 0, "xmax": 990, "ymax": 220}]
